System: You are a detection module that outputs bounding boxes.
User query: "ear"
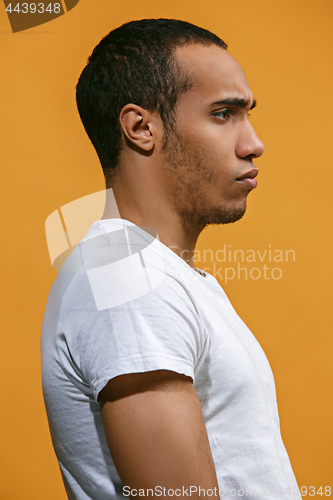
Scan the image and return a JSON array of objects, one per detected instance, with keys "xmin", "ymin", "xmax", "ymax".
[{"xmin": 119, "ymin": 104, "xmax": 155, "ymax": 152}]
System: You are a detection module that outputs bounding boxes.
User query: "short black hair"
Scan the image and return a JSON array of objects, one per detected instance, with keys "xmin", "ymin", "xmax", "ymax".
[{"xmin": 76, "ymin": 18, "xmax": 227, "ymax": 182}]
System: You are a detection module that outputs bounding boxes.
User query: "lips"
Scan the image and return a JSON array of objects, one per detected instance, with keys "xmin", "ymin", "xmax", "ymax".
[{"xmin": 236, "ymin": 168, "xmax": 258, "ymax": 190}]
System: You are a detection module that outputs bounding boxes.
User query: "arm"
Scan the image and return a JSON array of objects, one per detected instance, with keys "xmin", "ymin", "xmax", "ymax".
[{"xmin": 98, "ymin": 370, "xmax": 220, "ymax": 499}]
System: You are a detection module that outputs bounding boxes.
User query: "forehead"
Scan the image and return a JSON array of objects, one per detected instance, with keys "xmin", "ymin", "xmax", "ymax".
[{"xmin": 174, "ymin": 43, "xmax": 253, "ymax": 105}]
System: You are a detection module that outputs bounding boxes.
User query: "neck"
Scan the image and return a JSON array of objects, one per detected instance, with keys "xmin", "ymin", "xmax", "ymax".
[{"xmin": 102, "ymin": 186, "xmax": 203, "ymax": 271}]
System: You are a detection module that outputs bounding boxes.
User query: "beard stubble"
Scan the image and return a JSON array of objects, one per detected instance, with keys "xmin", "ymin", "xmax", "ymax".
[{"xmin": 161, "ymin": 128, "xmax": 247, "ymax": 233}]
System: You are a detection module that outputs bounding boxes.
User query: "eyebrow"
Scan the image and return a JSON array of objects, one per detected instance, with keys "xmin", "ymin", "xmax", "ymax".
[{"xmin": 210, "ymin": 98, "xmax": 257, "ymax": 110}]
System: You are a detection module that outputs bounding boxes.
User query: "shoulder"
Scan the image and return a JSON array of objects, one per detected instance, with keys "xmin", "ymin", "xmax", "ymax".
[{"xmin": 57, "ymin": 220, "xmax": 198, "ymax": 313}]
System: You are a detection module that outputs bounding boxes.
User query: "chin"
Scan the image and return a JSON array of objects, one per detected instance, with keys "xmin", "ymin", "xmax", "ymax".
[
  {"xmin": 181, "ymin": 202, "xmax": 247, "ymax": 230},
  {"xmin": 206, "ymin": 197, "xmax": 247, "ymax": 224},
  {"xmin": 208, "ymin": 204, "xmax": 247, "ymax": 225}
]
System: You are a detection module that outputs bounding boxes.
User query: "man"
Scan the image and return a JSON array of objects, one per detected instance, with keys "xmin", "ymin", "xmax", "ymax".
[{"xmin": 41, "ymin": 19, "xmax": 301, "ymax": 500}]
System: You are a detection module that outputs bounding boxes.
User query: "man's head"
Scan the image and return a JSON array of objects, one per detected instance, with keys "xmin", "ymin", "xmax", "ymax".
[
  {"xmin": 159, "ymin": 43, "xmax": 264, "ymax": 229},
  {"xmin": 77, "ymin": 19, "xmax": 264, "ymax": 233},
  {"xmin": 76, "ymin": 18, "xmax": 227, "ymax": 183}
]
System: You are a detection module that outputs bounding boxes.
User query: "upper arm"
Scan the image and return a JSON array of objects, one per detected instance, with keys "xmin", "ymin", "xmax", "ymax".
[{"xmin": 98, "ymin": 370, "xmax": 219, "ymax": 498}]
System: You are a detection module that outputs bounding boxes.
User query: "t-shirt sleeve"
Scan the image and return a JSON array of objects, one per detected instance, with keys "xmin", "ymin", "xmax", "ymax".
[{"xmin": 60, "ymin": 258, "xmax": 207, "ymax": 402}]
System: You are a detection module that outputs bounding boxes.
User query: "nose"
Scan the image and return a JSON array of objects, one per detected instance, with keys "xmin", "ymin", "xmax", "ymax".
[{"xmin": 236, "ymin": 122, "xmax": 265, "ymax": 159}]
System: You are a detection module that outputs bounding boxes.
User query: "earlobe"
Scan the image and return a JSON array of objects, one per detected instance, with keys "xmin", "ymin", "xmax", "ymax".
[{"xmin": 119, "ymin": 104, "xmax": 154, "ymax": 152}]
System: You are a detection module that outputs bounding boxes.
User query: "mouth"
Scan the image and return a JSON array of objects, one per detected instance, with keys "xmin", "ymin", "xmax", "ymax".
[{"xmin": 236, "ymin": 168, "xmax": 259, "ymax": 190}]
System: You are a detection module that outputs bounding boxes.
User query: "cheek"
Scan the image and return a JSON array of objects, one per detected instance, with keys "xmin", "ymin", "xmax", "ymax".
[
  {"xmin": 186, "ymin": 125, "xmax": 236, "ymax": 161},
  {"xmin": 184, "ymin": 132, "xmax": 226, "ymax": 163}
]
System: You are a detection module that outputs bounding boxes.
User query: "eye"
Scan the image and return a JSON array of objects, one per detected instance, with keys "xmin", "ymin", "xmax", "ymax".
[{"xmin": 213, "ymin": 109, "xmax": 232, "ymax": 120}]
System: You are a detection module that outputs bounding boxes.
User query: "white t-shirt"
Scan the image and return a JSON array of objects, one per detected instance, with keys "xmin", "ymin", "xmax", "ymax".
[{"xmin": 41, "ymin": 218, "xmax": 301, "ymax": 500}]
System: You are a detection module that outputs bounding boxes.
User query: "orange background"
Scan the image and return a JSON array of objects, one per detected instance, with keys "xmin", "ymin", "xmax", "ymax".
[{"xmin": 0, "ymin": 1, "xmax": 332, "ymax": 499}]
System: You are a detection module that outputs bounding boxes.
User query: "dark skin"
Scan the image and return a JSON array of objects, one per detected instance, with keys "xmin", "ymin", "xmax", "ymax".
[
  {"xmin": 99, "ymin": 43, "xmax": 264, "ymax": 498},
  {"xmin": 99, "ymin": 371, "xmax": 219, "ymax": 496}
]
